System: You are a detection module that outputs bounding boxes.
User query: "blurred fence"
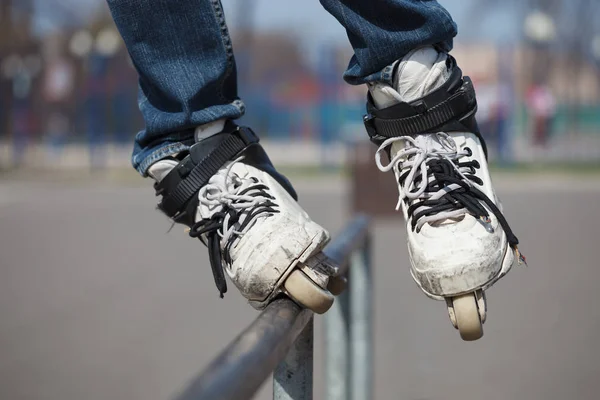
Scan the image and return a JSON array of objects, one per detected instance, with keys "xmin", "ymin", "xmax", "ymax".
[{"xmin": 1, "ymin": 0, "xmax": 600, "ymax": 171}]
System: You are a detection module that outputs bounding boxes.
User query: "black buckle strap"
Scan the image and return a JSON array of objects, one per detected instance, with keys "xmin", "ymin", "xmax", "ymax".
[
  {"xmin": 364, "ymin": 76, "xmax": 477, "ymax": 142},
  {"xmin": 158, "ymin": 126, "xmax": 259, "ymax": 218}
]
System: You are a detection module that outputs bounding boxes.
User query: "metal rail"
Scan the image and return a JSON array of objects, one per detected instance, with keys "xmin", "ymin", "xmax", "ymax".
[{"xmin": 172, "ymin": 215, "xmax": 372, "ymax": 400}]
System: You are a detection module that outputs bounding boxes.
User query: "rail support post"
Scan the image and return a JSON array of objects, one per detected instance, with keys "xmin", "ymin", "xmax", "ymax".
[
  {"xmin": 274, "ymin": 317, "xmax": 314, "ymax": 400},
  {"xmin": 325, "ymin": 229, "xmax": 372, "ymax": 400},
  {"xmin": 350, "ymin": 237, "xmax": 373, "ymax": 400}
]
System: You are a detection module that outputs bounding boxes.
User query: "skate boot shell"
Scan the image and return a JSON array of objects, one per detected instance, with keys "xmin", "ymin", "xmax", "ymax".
[
  {"xmin": 149, "ymin": 121, "xmax": 335, "ymax": 314},
  {"xmin": 365, "ymin": 47, "xmax": 526, "ymax": 340}
]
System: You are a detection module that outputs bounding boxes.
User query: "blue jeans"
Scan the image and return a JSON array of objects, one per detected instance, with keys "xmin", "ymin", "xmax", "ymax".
[{"xmin": 106, "ymin": 0, "xmax": 457, "ymax": 175}]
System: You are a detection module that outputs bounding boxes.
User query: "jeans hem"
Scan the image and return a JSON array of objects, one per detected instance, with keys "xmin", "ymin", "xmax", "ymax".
[
  {"xmin": 134, "ymin": 142, "xmax": 192, "ymax": 176},
  {"xmin": 346, "ymin": 59, "xmax": 398, "ymax": 85},
  {"xmin": 132, "ymin": 101, "xmax": 245, "ymax": 176}
]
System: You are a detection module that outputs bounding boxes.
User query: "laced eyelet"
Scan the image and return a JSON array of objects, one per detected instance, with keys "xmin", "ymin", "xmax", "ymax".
[
  {"xmin": 192, "ymin": 173, "xmax": 280, "ymax": 297},
  {"xmin": 376, "ymin": 135, "xmax": 519, "ymax": 249}
]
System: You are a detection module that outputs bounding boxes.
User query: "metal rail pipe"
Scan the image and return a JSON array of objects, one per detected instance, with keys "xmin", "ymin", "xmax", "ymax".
[
  {"xmin": 172, "ymin": 215, "xmax": 371, "ymax": 400},
  {"xmin": 173, "ymin": 299, "xmax": 311, "ymax": 400}
]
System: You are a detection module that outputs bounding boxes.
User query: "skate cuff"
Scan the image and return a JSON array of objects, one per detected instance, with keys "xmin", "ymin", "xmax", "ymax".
[
  {"xmin": 363, "ymin": 65, "xmax": 478, "ymax": 143},
  {"xmin": 156, "ymin": 126, "xmax": 259, "ymax": 219}
]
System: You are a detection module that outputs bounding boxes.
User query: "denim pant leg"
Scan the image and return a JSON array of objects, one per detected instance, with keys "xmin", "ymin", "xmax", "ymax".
[
  {"xmin": 106, "ymin": 0, "xmax": 244, "ymax": 175},
  {"xmin": 319, "ymin": 0, "xmax": 458, "ymax": 85}
]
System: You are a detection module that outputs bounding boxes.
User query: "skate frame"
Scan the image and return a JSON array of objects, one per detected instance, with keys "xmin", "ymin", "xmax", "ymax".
[{"xmin": 172, "ymin": 215, "xmax": 373, "ymax": 400}]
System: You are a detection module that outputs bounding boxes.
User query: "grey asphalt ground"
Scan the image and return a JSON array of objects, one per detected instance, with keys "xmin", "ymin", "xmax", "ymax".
[{"xmin": 1, "ymin": 172, "xmax": 599, "ymax": 400}]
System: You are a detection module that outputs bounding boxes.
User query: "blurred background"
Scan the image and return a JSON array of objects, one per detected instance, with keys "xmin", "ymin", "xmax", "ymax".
[
  {"xmin": 2, "ymin": 0, "xmax": 600, "ymax": 170},
  {"xmin": 1, "ymin": 1, "xmax": 600, "ymax": 400}
]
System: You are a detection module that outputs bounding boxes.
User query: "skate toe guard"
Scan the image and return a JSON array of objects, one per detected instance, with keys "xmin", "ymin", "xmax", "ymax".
[
  {"xmin": 407, "ymin": 217, "xmax": 508, "ymax": 297},
  {"xmin": 228, "ymin": 216, "xmax": 329, "ymax": 303}
]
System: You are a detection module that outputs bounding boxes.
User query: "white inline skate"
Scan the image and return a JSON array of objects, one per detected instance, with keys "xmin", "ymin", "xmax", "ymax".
[
  {"xmin": 149, "ymin": 121, "xmax": 336, "ymax": 314},
  {"xmin": 364, "ymin": 47, "xmax": 526, "ymax": 340}
]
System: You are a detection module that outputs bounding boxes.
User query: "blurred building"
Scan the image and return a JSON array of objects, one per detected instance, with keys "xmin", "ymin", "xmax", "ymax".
[{"xmin": 1, "ymin": 0, "xmax": 600, "ymax": 168}]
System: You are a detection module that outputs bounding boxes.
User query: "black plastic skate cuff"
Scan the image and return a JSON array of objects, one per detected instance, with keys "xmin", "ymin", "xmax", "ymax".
[
  {"xmin": 363, "ymin": 73, "xmax": 477, "ymax": 143},
  {"xmin": 158, "ymin": 126, "xmax": 259, "ymax": 218}
]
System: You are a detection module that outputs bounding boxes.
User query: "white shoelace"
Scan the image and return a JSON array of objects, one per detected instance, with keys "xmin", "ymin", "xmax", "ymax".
[
  {"xmin": 197, "ymin": 156, "xmax": 275, "ymax": 248},
  {"xmin": 375, "ymin": 132, "xmax": 476, "ymax": 231}
]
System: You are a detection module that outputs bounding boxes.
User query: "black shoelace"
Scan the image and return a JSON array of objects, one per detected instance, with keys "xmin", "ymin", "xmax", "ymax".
[
  {"xmin": 400, "ymin": 147, "xmax": 519, "ymax": 248},
  {"xmin": 188, "ymin": 178, "xmax": 279, "ymax": 297}
]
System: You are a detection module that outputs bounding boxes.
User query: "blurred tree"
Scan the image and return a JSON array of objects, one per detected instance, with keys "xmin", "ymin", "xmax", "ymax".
[{"xmin": 0, "ymin": 0, "xmax": 36, "ymax": 140}]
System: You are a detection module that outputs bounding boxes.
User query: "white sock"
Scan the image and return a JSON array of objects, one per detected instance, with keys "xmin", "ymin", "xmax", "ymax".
[
  {"xmin": 195, "ymin": 119, "xmax": 226, "ymax": 142},
  {"xmin": 394, "ymin": 46, "xmax": 450, "ymax": 102},
  {"xmin": 148, "ymin": 119, "xmax": 227, "ymax": 182},
  {"xmin": 370, "ymin": 46, "xmax": 451, "ymax": 108}
]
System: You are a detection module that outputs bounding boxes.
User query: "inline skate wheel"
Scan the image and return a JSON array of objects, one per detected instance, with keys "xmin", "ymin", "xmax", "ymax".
[
  {"xmin": 451, "ymin": 293, "xmax": 483, "ymax": 341},
  {"xmin": 327, "ymin": 275, "xmax": 347, "ymax": 296},
  {"xmin": 284, "ymin": 269, "xmax": 334, "ymax": 314}
]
